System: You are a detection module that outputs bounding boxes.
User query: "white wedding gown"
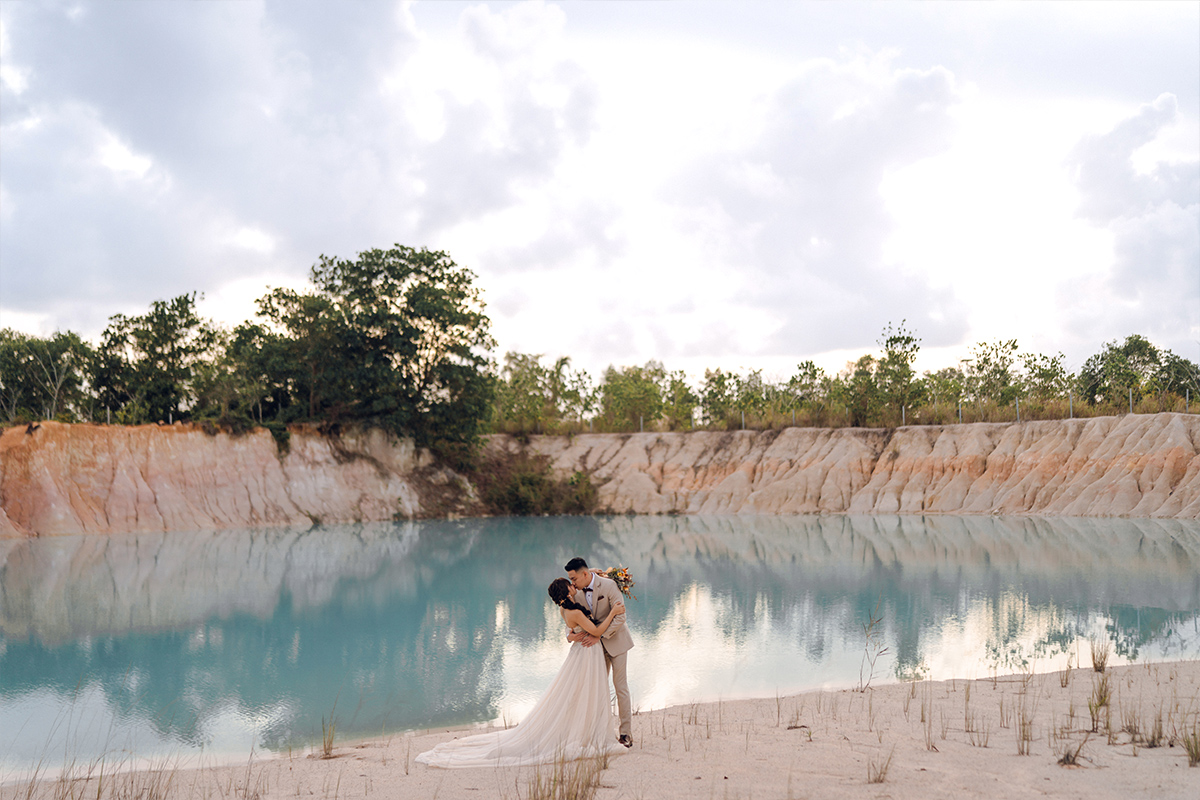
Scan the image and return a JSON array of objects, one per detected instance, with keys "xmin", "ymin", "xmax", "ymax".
[{"xmin": 416, "ymin": 626, "xmax": 623, "ymax": 768}]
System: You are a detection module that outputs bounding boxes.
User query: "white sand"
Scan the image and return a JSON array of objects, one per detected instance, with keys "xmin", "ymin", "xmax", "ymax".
[{"xmin": 6, "ymin": 661, "xmax": 1199, "ymax": 799}]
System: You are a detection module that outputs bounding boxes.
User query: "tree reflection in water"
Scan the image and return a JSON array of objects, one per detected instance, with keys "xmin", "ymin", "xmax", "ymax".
[{"xmin": 1, "ymin": 515, "xmax": 1196, "ymax": 770}]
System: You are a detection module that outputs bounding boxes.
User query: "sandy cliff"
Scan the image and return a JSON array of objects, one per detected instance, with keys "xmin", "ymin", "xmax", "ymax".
[
  {"xmin": 1, "ymin": 413, "xmax": 1198, "ymax": 537},
  {"xmin": 505, "ymin": 412, "xmax": 1200, "ymax": 519},
  {"xmin": 0, "ymin": 422, "xmax": 458, "ymax": 537}
]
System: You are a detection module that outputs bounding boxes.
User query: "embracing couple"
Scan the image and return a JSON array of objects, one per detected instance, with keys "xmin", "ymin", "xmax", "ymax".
[{"xmin": 416, "ymin": 557, "xmax": 635, "ymax": 768}]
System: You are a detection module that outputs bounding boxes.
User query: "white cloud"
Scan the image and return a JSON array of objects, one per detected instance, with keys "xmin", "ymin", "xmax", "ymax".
[
  {"xmin": 226, "ymin": 226, "xmax": 276, "ymax": 255},
  {"xmin": 0, "ymin": 0, "xmax": 1196, "ymax": 377},
  {"xmin": 0, "ymin": 306, "xmax": 52, "ymax": 335},
  {"xmin": 98, "ymin": 136, "xmax": 152, "ymax": 179},
  {"xmin": 1062, "ymin": 94, "xmax": 1200, "ymax": 360}
]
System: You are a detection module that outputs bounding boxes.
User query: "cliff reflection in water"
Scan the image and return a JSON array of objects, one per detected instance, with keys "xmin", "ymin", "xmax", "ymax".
[{"xmin": 1, "ymin": 515, "xmax": 1198, "ymax": 770}]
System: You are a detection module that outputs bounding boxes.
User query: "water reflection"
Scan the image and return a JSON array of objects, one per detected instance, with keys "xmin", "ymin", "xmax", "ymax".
[{"xmin": 1, "ymin": 515, "xmax": 1197, "ymax": 772}]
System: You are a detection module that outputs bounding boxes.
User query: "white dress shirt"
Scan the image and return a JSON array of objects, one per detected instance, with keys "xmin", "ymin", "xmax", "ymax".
[{"xmin": 584, "ymin": 572, "xmax": 597, "ymax": 611}]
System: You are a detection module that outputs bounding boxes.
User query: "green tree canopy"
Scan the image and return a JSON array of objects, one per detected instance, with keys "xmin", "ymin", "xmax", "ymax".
[
  {"xmin": 0, "ymin": 329, "xmax": 93, "ymax": 422},
  {"xmin": 492, "ymin": 353, "xmax": 594, "ymax": 432},
  {"xmin": 600, "ymin": 362, "xmax": 664, "ymax": 430},
  {"xmin": 837, "ymin": 354, "xmax": 883, "ymax": 427},
  {"xmin": 1078, "ymin": 334, "xmax": 1199, "ymax": 405},
  {"xmin": 964, "ymin": 339, "xmax": 1020, "ymax": 405},
  {"xmin": 90, "ymin": 293, "xmax": 218, "ymax": 424},
  {"xmin": 876, "ymin": 321, "xmax": 924, "ymax": 410},
  {"xmin": 257, "ymin": 245, "xmax": 496, "ymax": 450}
]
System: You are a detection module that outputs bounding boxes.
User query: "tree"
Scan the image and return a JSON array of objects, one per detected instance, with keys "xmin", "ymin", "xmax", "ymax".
[
  {"xmin": 964, "ymin": 339, "xmax": 1020, "ymax": 405},
  {"xmin": 838, "ymin": 355, "xmax": 883, "ymax": 427},
  {"xmin": 924, "ymin": 366, "xmax": 965, "ymax": 408},
  {"xmin": 1078, "ymin": 335, "xmax": 1199, "ymax": 406},
  {"xmin": 877, "ymin": 321, "xmax": 924, "ymax": 410},
  {"xmin": 700, "ymin": 368, "xmax": 735, "ymax": 426},
  {"xmin": 786, "ymin": 361, "xmax": 828, "ymax": 406},
  {"xmin": 259, "ymin": 246, "xmax": 495, "ymax": 451},
  {"xmin": 255, "ymin": 289, "xmax": 349, "ymax": 421},
  {"xmin": 661, "ymin": 370, "xmax": 698, "ymax": 430},
  {"xmin": 1021, "ymin": 352, "xmax": 1071, "ymax": 401},
  {"xmin": 0, "ymin": 329, "xmax": 93, "ymax": 422},
  {"xmin": 493, "ymin": 352, "xmax": 552, "ymax": 431},
  {"xmin": 1153, "ymin": 352, "xmax": 1200, "ymax": 400},
  {"xmin": 600, "ymin": 362, "xmax": 664, "ymax": 430},
  {"xmin": 1077, "ymin": 335, "xmax": 1157, "ymax": 405},
  {"xmin": 90, "ymin": 293, "xmax": 220, "ymax": 423},
  {"xmin": 490, "ymin": 353, "xmax": 596, "ymax": 432},
  {"xmin": 28, "ymin": 331, "xmax": 92, "ymax": 420},
  {"xmin": 732, "ymin": 369, "xmax": 768, "ymax": 419}
]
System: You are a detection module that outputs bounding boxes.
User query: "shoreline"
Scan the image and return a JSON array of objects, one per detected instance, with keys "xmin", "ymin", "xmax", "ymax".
[{"xmin": 6, "ymin": 661, "xmax": 1198, "ymax": 799}]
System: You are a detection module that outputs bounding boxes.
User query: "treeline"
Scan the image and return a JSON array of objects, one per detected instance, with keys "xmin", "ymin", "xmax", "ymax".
[
  {"xmin": 3, "ymin": 245, "xmax": 1199, "ymax": 459},
  {"xmin": 1, "ymin": 246, "xmax": 493, "ymax": 461},
  {"xmin": 490, "ymin": 323, "xmax": 1200, "ymax": 433}
]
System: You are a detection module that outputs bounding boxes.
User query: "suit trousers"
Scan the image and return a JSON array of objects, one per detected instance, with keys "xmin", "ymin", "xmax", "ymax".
[{"xmin": 604, "ymin": 649, "xmax": 632, "ymax": 738}]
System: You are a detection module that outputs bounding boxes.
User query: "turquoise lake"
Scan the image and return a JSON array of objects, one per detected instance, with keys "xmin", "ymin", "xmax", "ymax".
[{"xmin": 2, "ymin": 515, "xmax": 1198, "ymax": 775}]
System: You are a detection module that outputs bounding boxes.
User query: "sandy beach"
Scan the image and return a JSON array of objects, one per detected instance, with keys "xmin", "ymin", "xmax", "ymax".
[{"xmin": 6, "ymin": 660, "xmax": 1199, "ymax": 799}]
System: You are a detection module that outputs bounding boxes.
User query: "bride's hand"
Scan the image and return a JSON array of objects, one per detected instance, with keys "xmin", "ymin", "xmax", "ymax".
[{"xmin": 611, "ymin": 600, "xmax": 625, "ymax": 616}]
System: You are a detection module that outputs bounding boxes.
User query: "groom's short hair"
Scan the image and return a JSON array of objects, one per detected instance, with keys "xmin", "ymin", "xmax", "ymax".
[{"xmin": 564, "ymin": 557, "xmax": 588, "ymax": 572}]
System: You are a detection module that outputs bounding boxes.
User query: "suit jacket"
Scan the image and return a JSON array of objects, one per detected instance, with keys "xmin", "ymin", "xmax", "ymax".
[{"xmin": 574, "ymin": 574, "xmax": 634, "ymax": 657}]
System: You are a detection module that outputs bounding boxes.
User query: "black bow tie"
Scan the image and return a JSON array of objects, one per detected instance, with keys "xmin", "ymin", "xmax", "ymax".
[{"xmin": 583, "ymin": 587, "xmax": 593, "ymax": 593}]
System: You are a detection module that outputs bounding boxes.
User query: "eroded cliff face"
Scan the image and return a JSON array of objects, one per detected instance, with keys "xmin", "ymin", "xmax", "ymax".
[
  {"xmin": 0, "ymin": 422, "xmax": 465, "ymax": 537},
  {"xmin": 499, "ymin": 412, "xmax": 1200, "ymax": 519},
  {"xmin": 1, "ymin": 413, "xmax": 1197, "ymax": 538}
]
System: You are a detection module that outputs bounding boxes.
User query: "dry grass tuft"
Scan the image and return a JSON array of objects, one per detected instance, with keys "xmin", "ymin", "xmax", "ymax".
[
  {"xmin": 1145, "ymin": 707, "xmax": 1165, "ymax": 748},
  {"xmin": 8, "ymin": 754, "xmax": 186, "ymax": 800},
  {"xmin": 321, "ymin": 714, "xmax": 337, "ymax": 758},
  {"xmin": 1183, "ymin": 723, "xmax": 1200, "ymax": 768},
  {"xmin": 1090, "ymin": 636, "xmax": 1111, "ymax": 673},
  {"xmin": 1057, "ymin": 734, "xmax": 1089, "ymax": 767},
  {"xmin": 523, "ymin": 752, "xmax": 610, "ymax": 800},
  {"xmin": 866, "ymin": 746, "xmax": 895, "ymax": 784},
  {"xmin": 1088, "ymin": 674, "xmax": 1111, "ymax": 733},
  {"xmin": 1015, "ymin": 694, "xmax": 1037, "ymax": 756}
]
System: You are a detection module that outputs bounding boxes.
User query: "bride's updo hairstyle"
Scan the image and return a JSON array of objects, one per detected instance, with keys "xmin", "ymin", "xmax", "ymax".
[{"xmin": 548, "ymin": 577, "xmax": 592, "ymax": 618}]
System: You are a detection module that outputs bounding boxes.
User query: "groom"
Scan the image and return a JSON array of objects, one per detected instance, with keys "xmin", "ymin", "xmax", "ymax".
[{"xmin": 565, "ymin": 556, "xmax": 635, "ymax": 747}]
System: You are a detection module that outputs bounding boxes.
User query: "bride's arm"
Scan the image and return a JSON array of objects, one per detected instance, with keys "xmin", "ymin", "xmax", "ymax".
[{"xmin": 563, "ymin": 603, "xmax": 625, "ymax": 638}]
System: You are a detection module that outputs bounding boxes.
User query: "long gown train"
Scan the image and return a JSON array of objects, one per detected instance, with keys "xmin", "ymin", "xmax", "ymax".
[{"xmin": 415, "ymin": 637, "xmax": 622, "ymax": 768}]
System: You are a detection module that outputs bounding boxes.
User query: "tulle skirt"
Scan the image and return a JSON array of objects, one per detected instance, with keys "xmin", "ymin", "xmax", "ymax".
[{"xmin": 415, "ymin": 642, "xmax": 622, "ymax": 768}]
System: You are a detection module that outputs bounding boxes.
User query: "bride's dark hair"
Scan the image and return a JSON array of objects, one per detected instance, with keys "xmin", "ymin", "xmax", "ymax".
[{"xmin": 548, "ymin": 577, "xmax": 592, "ymax": 618}]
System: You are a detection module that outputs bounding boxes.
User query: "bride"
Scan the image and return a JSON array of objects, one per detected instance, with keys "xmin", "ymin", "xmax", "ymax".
[{"xmin": 415, "ymin": 578, "xmax": 627, "ymax": 768}]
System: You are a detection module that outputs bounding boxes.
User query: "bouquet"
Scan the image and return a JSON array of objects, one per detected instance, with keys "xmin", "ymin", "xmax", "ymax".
[{"xmin": 599, "ymin": 565, "xmax": 637, "ymax": 600}]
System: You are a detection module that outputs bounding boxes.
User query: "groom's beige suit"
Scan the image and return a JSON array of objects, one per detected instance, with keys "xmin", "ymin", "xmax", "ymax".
[{"xmin": 574, "ymin": 575, "xmax": 634, "ymax": 738}]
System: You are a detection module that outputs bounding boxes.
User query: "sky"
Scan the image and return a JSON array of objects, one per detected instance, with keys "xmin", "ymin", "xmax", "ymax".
[{"xmin": 1, "ymin": 0, "xmax": 1197, "ymax": 381}]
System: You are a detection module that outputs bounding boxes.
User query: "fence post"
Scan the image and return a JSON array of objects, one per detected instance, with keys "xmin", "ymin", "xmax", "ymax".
[
  {"xmin": 106, "ymin": 406, "xmax": 111, "ymax": 425},
  {"xmin": 901, "ymin": 405, "xmax": 905, "ymax": 425},
  {"xmin": 741, "ymin": 410, "xmax": 745, "ymax": 430},
  {"xmin": 639, "ymin": 415, "xmax": 643, "ymax": 433},
  {"xmin": 1069, "ymin": 391, "xmax": 1073, "ymax": 419},
  {"xmin": 792, "ymin": 409, "xmax": 795, "ymax": 427},
  {"xmin": 169, "ymin": 411, "xmax": 173, "ymax": 425},
  {"xmin": 1015, "ymin": 398, "xmax": 1019, "ymax": 423},
  {"xmin": 589, "ymin": 418, "xmax": 593, "ymax": 433},
  {"xmin": 957, "ymin": 401, "xmax": 962, "ymax": 423},
  {"xmin": 1129, "ymin": 387, "xmax": 1133, "ymax": 415},
  {"xmin": 1188, "ymin": 388, "xmax": 1190, "ymax": 413}
]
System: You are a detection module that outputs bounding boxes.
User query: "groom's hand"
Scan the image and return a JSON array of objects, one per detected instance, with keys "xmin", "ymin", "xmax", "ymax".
[{"xmin": 566, "ymin": 631, "xmax": 599, "ymax": 647}]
